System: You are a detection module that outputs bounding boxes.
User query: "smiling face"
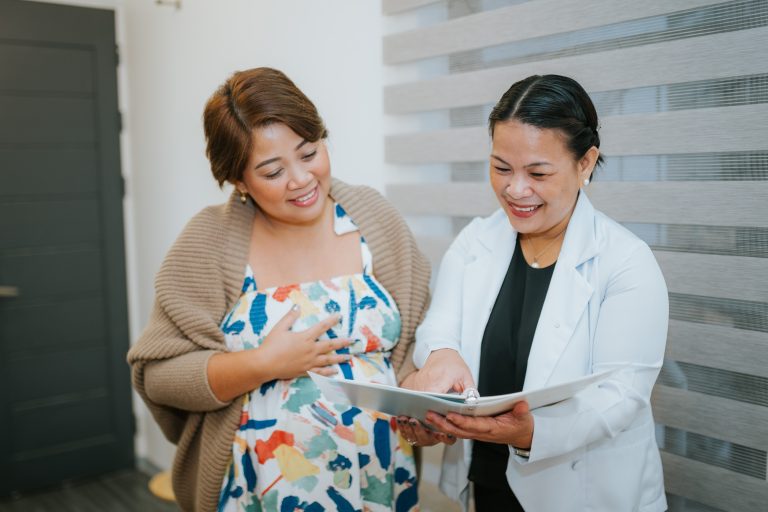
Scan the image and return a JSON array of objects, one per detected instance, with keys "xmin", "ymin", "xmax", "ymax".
[
  {"xmin": 235, "ymin": 123, "xmax": 331, "ymax": 227},
  {"xmin": 490, "ymin": 120, "xmax": 597, "ymax": 237}
]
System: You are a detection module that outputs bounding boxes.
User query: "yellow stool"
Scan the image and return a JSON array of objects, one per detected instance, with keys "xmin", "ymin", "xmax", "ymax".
[{"xmin": 148, "ymin": 470, "xmax": 176, "ymax": 502}]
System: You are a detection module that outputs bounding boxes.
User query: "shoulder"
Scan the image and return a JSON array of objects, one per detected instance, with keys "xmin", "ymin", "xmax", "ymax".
[
  {"xmin": 472, "ymin": 208, "xmax": 508, "ymax": 234},
  {"xmin": 593, "ymin": 209, "xmax": 653, "ymax": 263},
  {"xmin": 169, "ymin": 204, "xmax": 228, "ymax": 254},
  {"xmin": 590, "ymin": 209, "xmax": 665, "ymax": 291},
  {"xmin": 332, "ymin": 179, "xmax": 430, "ymax": 276},
  {"xmin": 449, "ymin": 208, "xmax": 507, "ymax": 253},
  {"xmin": 159, "ymin": 202, "xmax": 229, "ymax": 276},
  {"xmin": 332, "ymin": 179, "xmax": 390, "ymax": 210},
  {"xmin": 185, "ymin": 202, "xmax": 229, "ymax": 234},
  {"xmin": 331, "ymin": 179, "xmax": 406, "ymax": 230}
]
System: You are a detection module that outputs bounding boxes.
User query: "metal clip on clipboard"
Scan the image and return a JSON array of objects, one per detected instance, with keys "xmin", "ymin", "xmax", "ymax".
[{"xmin": 463, "ymin": 387, "xmax": 480, "ymax": 414}]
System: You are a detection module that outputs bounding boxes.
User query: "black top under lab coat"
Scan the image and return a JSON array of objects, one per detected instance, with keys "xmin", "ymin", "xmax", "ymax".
[{"xmin": 468, "ymin": 238, "xmax": 555, "ymax": 509}]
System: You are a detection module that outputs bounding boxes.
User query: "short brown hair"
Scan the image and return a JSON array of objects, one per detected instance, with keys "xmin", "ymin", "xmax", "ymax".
[{"xmin": 203, "ymin": 67, "xmax": 328, "ymax": 186}]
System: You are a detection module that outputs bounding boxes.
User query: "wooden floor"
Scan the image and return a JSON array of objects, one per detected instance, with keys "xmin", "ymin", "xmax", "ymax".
[
  {"xmin": 0, "ymin": 469, "xmax": 179, "ymax": 512},
  {"xmin": 0, "ymin": 469, "xmax": 457, "ymax": 512}
]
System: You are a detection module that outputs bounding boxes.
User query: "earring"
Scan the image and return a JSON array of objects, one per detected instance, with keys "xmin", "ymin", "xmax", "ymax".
[
  {"xmin": 239, "ymin": 189, "xmax": 248, "ymax": 204},
  {"xmin": 583, "ymin": 177, "xmax": 590, "ymax": 186}
]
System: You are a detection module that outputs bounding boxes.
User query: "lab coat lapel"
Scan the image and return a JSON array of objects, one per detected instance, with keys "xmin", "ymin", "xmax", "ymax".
[
  {"xmin": 462, "ymin": 211, "xmax": 516, "ymax": 383},
  {"xmin": 523, "ymin": 192, "xmax": 598, "ymax": 390}
]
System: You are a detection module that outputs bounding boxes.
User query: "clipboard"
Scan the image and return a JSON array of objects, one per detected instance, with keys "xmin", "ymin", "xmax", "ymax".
[{"xmin": 308, "ymin": 369, "xmax": 616, "ymax": 422}]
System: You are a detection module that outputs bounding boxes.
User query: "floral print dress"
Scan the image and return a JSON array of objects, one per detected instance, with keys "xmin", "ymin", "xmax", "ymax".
[{"xmin": 218, "ymin": 204, "xmax": 419, "ymax": 512}]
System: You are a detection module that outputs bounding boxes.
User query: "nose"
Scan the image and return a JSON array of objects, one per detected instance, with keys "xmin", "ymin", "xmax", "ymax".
[
  {"xmin": 287, "ymin": 163, "xmax": 313, "ymax": 190},
  {"xmin": 505, "ymin": 174, "xmax": 532, "ymax": 199}
]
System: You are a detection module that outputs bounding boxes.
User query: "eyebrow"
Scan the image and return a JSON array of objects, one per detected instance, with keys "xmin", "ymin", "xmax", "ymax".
[
  {"xmin": 254, "ymin": 139, "xmax": 311, "ymax": 170},
  {"xmin": 490, "ymin": 155, "xmax": 552, "ymax": 168},
  {"xmin": 491, "ymin": 155, "xmax": 510, "ymax": 166},
  {"xmin": 254, "ymin": 157, "xmax": 280, "ymax": 170}
]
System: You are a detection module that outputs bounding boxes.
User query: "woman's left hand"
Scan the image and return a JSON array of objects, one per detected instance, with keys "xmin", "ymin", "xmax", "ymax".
[
  {"xmin": 424, "ymin": 400, "xmax": 534, "ymax": 449},
  {"xmin": 397, "ymin": 417, "xmax": 456, "ymax": 447}
]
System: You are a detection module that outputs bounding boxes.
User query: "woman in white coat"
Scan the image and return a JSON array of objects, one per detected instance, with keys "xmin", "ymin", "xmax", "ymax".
[{"xmin": 399, "ymin": 75, "xmax": 669, "ymax": 511}]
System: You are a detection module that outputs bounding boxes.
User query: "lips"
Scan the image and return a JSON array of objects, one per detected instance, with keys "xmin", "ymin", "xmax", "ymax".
[
  {"xmin": 506, "ymin": 200, "xmax": 542, "ymax": 218},
  {"xmin": 289, "ymin": 185, "xmax": 319, "ymax": 207}
]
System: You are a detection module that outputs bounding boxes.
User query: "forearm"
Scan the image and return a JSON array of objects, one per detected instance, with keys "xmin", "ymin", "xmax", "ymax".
[{"xmin": 207, "ymin": 348, "xmax": 278, "ymax": 402}]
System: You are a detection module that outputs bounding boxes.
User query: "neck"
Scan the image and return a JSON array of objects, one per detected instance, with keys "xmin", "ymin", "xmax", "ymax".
[
  {"xmin": 519, "ymin": 198, "xmax": 578, "ymax": 268},
  {"xmin": 254, "ymin": 197, "xmax": 334, "ymax": 244},
  {"xmin": 523, "ymin": 203, "xmax": 575, "ymax": 244}
]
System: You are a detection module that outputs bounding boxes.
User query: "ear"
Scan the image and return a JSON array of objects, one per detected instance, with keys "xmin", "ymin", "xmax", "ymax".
[
  {"xmin": 231, "ymin": 179, "xmax": 246, "ymax": 193},
  {"xmin": 578, "ymin": 146, "xmax": 600, "ymax": 181}
]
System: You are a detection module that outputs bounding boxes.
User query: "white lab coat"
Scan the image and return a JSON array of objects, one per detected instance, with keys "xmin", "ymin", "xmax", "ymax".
[{"xmin": 414, "ymin": 192, "xmax": 668, "ymax": 512}]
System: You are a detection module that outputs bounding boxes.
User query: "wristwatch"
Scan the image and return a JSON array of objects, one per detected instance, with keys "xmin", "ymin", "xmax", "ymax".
[{"xmin": 513, "ymin": 446, "xmax": 531, "ymax": 458}]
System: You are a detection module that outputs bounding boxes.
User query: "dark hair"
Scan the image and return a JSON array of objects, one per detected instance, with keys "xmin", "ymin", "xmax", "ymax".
[
  {"xmin": 203, "ymin": 67, "xmax": 328, "ymax": 186},
  {"xmin": 489, "ymin": 75, "xmax": 603, "ymax": 177}
]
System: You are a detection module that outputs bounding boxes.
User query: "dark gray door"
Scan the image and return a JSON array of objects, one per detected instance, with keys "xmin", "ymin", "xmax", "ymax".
[{"xmin": 0, "ymin": 0, "xmax": 133, "ymax": 496}]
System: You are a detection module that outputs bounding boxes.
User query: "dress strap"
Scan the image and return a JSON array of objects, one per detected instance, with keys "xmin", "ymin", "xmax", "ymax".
[
  {"xmin": 333, "ymin": 203, "xmax": 359, "ymax": 236},
  {"xmin": 333, "ymin": 203, "xmax": 372, "ymax": 273},
  {"xmin": 241, "ymin": 265, "xmax": 258, "ymax": 293},
  {"xmin": 360, "ymin": 236, "xmax": 373, "ymax": 274}
]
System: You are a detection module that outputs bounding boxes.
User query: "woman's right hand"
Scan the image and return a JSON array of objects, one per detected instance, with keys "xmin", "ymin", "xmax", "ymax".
[
  {"xmin": 404, "ymin": 348, "xmax": 476, "ymax": 394},
  {"xmin": 397, "ymin": 349, "xmax": 473, "ymax": 446},
  {"xmin": 208, "ymin": 307, "xmax": 352, "ymax": 402},
  {"xmin": 257, "ymin": 306, "xmax": 353, "ymax": 380}
]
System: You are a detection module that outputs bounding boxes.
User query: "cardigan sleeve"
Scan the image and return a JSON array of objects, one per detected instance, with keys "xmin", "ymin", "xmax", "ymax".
[
  {"xmin": 138, "ymin": 302, "xmax": 232, "ymax": 412},
  {"xmin": 144, "ymin": 354, "xmax": 229, "ymax": 411},
  {"xmin": 127, "ymin": 205, "xmax": 239, "ymax": 439}
]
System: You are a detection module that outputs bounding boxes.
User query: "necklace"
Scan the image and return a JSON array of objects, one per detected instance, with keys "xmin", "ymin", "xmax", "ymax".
[{"xmin": 522, "ymin": 226, "xmax": 567, "ymax": 269}]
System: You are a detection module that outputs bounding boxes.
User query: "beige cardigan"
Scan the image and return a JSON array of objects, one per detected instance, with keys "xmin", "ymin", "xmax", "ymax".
[{"xmin": 127, "ymin": 179, "xmax": 431, "ymax": 512}]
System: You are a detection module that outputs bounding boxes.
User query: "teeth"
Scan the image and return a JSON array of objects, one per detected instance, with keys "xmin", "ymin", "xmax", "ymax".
[
  {"xmin": 295, "ymin": 189, "xmax": 315, "ymax": 202},
  {"xmin": 514, "ymin": 205, "xmax": 537, "ymax": 212}
]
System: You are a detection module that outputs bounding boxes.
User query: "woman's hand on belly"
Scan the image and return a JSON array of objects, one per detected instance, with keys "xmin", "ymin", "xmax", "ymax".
[
  {"xmin": 259, "ymin": 308, "xmax": 353, "ymax": 380},
  {"xmin": 209, "ymin": 309, "xmax": 352, "ymax": 401}
]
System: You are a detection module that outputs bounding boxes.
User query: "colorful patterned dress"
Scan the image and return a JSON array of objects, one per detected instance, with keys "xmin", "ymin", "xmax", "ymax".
[{"xmin": 218, "ymin": 204, "xmax": 419, "ymax": 512}]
